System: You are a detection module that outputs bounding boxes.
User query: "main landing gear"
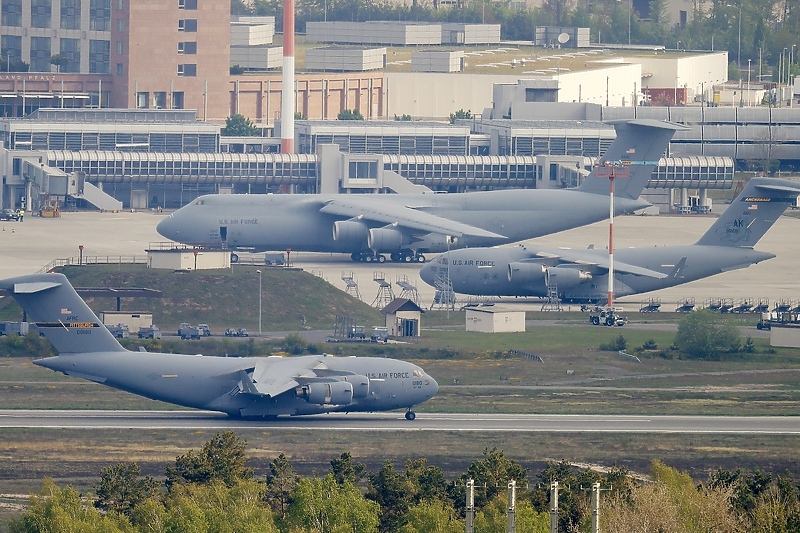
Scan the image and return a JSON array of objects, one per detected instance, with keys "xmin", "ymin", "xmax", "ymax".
[
  {"xmin": 351, "ymin": 250, "xmax": 426, "ymax": 263},
  {"xmin": 405, "ymin": 409, "xmax": 416, "ymax": 421}
]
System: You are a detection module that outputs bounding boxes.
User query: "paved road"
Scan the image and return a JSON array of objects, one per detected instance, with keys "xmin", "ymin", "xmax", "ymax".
[{"xmin": 1, "ymin": 410, "xmax": 798, "ymax": 434}]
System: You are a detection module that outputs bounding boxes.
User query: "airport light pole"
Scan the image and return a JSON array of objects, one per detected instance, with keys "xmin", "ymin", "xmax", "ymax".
[
  {"xmin": 594, "ymin": 162, "xmax": 630, "ymax": 309},
  {"xmin": 256, "ymin": 269, "xmax": 262, "ymax": 336},
  {"xmin": 78, "ymin": 245, "xmax": 83, "ymax": 266}
]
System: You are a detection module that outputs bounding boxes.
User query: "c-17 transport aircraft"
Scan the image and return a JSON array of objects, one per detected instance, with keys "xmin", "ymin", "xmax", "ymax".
[
  {"xmin": 156, "ymin": 119, "xmax": 684, "ymax": 263},
  {"xmin": 420, "ymin": 178, "xmax": 800, "ymax": 303},
  {"xmin": 0, "ymin": 273, "xmax": 438, "ymax": 420}
]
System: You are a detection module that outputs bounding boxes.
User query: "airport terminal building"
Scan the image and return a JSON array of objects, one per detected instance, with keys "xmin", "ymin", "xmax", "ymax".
[{"xmin": 0, "ymin": 108, "xmax": 733, "ymax": 214}]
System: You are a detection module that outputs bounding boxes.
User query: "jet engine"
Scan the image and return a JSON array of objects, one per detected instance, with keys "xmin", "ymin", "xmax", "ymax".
[
  {"xmin": 341, "ymin": 375, "xmax": 370, "ymax": 398},
  {"xmin": 507, "ymin": 261, "xmax": 547, "ymax": 283},
  {"xmin": 368, "ymin": 227, "xmax": 405, "ymax": 251},
  {"xmin": 333, "ymin": 219, "xmax": 368, "ymax": 245},
  {"xmin": 301, "ymin": 381, "xmax": 354, "ymax": 406},
  {"xmin": 544, "ymin": 266, "xmax": 592, "ymax": 289}
]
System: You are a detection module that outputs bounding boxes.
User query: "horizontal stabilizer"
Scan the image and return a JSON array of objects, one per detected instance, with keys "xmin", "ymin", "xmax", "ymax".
[
  {"xmin": 696, "ymin": 177, "xmax": 800, "ymax": 248},
  {"xmin": 0, "ymin": 273, "xmax": 126, "ymax": 355}
]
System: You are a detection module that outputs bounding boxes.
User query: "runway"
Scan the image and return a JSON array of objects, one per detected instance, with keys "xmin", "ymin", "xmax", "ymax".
[{"xmin": 1, "ymin": 410, "xmax": 798, "ymax": 434}]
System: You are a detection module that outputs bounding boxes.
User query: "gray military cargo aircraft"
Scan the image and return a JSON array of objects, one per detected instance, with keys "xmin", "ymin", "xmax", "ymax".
[
  {"xmin": 156, "ymin": 119, "xmax": 684, "ymax": 263},
  {"xmin": 0, "ymin": 273, "xmax": 438, "ymax": 420},
  {"xmin": 420, "ymin": 178, "xmax": 800, "ymax": 303}
]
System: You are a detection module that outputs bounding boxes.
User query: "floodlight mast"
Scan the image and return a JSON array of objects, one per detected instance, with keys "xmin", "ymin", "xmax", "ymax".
[{"xmin": 594, "ymin": 162, "xmax": 630, "ymax": 308}]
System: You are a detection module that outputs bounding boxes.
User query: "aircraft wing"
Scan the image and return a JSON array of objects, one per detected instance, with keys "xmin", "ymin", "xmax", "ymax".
[
  {"xmin": 535, "ymin": 249, "xmax": 668, "ymax": 279},
  {"xmin": 319, "ymin": 199, "xmax": 506, "ymax": 239},
  {"xmin": 237, "ymin": 357, "xmax": 364, "ymax": 398}
]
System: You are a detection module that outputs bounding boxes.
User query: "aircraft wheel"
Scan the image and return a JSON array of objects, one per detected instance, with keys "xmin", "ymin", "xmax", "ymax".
[
  {"xmin": 377, "ymin": 254, "xmax": 386, "ymax": 263},
  {"xmin": 230, "ymin": 253, "xmax": 239, "ymax": 263},
  {"xmin": 390, "ymin": 252, "xmax": 401, "ymax": 262},
  {"xmin": 351, "ymin": 253, "xmax": 361, "ymax": 262},
  {"xmin": 405, "ymin": 410, "xmax": 416, "ymax": 421},
  {"xmin": 416, "ymin": 254, "xmax": 426, "ymax": 263},
  {"xmin": 403, "ymin": 254, "xmax": 413, "ymax": 263},
  {"xmin": 365, "ymin": 255, "xmax": 374, "ymax": 263}
]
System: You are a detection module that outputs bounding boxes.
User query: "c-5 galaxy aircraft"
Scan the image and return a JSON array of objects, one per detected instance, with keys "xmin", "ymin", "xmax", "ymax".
[
  {"xmin": 420, "ymin": 178, "xmax": 800, "ymax": 303},
  {"xmin": 157, "ymin": 120, "xmax": 684, "ymax": 263},
  {"xmin": 0, "ymin": 273, "xmax": 438, "ymax": 420}
]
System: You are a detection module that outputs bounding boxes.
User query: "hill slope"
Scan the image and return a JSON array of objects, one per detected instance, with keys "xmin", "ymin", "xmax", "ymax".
[{"xmin": 0, "ymin": 265, "xmax": 384, "ymax": 332}]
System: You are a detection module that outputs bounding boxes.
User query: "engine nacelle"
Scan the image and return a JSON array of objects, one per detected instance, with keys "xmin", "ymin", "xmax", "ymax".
[
  {"xmin": 545, "ymin": 266, "xmax": 592, "ymax": 290},
  {"xmin": 341, "ymin": 375, "xmax": 370, "ymax": 398},
  {"xmin": 302, "ymin": 381, "xmax": 354, "ymax": 406},
  {"xmin": 333, "ymin": 220, "xmax": 368, "ymax": 245},
  {"xmin": 368, "ymin": 227, "xmax": 404, "ymax": 251},
  {"xmin": 507, "ymin": 261, "xmax": 547, "ymax": 283},
  {"xmin": 413, "ymin": 234, "xmax": 457, "ymax": 253}
]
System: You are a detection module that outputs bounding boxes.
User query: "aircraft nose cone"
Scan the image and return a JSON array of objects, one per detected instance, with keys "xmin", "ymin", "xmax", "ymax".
[
  {"xmin": 156, "ymin": 215, "xmax": 179, "ymax": 240},
  {"xmin": 429, "ymin": 375, "xmax": 439, "ymax": 396},
  {"xmin": 419, "ymin": 263, "xmax": 436, "ymax": 287}
]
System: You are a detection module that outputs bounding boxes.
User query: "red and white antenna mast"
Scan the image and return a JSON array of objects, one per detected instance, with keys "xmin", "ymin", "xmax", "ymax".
[{"xmin": 593, "ymin": 162, "xmax": 630, "ymax": 308}]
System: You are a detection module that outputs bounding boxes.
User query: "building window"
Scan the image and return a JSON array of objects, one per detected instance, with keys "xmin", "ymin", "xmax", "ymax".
[
  {"xmin": 136, "ymin": 92, "xmax": 148, "ymax": 108},
  {"xmin": 31, "ymin": 0, "xmax": 52, "ymax": 28},
  {"xmin": 89, "ymin": 39, "xmax": 110, "ymax": 73},
  {"xmin": 1, "ymin": 0, "xmax": 23, "ymax": 26},
  {"xmin": 178, "ymin": 19, "xmax": 197, "ymax": 32},
  {"xmin": 30, "ymin": 37, "xmax": 52, "ymax": 72},
  {"xmin": 177, "ymin": 63, "xmax": 196, "ymax": 77},
  {"xmin": 60, "ymin": 0, "xmax": 80, "ymax": 29},
  {"xmin": 178, "ymin": 0, "xmax": 197, "ymax": 9},
  {"xmin": 153, "ymin": 92, "xmax": 166, "ymax": 109},
  {"xmin": 89, "ymin": 0, "xmax": 111, "ymax": 31},
  {"xmin": 116, "ymin": 40, "xmax": 123, "ymax": 54},
  {"xmin": 116, "ymin": 0, "xmax": 123, "ymax": 8},
  {"xmin": 116, "ymin": 18, "xmax": 124, "ymax": 31},
  {"xmin": 177, "ymin": 41, "xmax": 197, "ymax": 54},
  {"xmin": 172, "ymin": 91, "xmax": 184, "ymax": 109},
  {"xmin": 59, "ymin": 38, "xmax": 80, "ymax": 73},
  {"xmin": 1, "ymin": 35, "xmax": 23, "ymax": 67},
  {"xmin": 116, "ymin": 62, "xmax": 123, "ymax": 76}
]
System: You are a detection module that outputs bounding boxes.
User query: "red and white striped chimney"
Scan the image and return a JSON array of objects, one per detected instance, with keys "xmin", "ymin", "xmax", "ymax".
[{"xmin": 281, "ymin": 0, "xmax": 295, "ymax": 154}]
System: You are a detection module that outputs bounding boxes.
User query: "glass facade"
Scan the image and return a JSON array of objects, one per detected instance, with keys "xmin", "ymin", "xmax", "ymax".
[
  {"xmin": 30, "ymin": 0, "xmax": 52, "ymax": 28},
  {"xmin": 29, "ymin": 36, "xmax": 52, "ymax": 72},
  {"xmin": 1, "ymin": 34, "xmax": 22, "ymax": 66},
  {"xmin": 89, "ymin": 0, "xmax": 110, "ymax": 31},
  {"xmin": 1, "ymin": 0, "xmax": 23, "ymax": 26},
  {"xmin": 88, "ymin": 39, "xmax": 109, "ymax": 73},
  {"xmin": 60, "ymin": 0, "xmax": 80, "ymax": 29},
  {"xmin": 59, "ymin": 37, "xmax": 80, "ymax": 73}
]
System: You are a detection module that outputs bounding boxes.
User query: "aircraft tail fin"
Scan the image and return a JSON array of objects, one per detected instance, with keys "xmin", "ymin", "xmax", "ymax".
[
  {"xmin": 578, "ymin": 119, "xmax": 685, "ymax": 200},
  {"xmin": 0, "ymin": 273, "xmax": 127, "ymax": 354},
  {"xmin": 695, "ymin": 178, "xmax": 800, "ymax": 247}
]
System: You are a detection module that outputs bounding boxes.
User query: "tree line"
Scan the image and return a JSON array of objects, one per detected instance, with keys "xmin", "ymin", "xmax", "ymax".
[{"xmin": 9, "ymin": 430, "xmax": 800, "ymax": 532}]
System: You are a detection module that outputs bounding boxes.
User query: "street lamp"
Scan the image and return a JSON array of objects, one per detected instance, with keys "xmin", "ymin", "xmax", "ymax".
[
  {"xmin": 78, "ymin": 245, "xmax": 84, "ymax": 265},
  {"xmin": 747, "ymin": 58, "xmax": 751, "ymax": 106},
  {"xmin": 255, "ymin": 269, "xmax": 262, "ymax": 336},
  {"xmin": 737, "ymin": 2, "xmax": 741, "ymax": 68}
]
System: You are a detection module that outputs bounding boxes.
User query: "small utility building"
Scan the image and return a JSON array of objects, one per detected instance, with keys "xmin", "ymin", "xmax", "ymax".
[
  {"xmin": 381, "ymin": 298, "xmax": 422, "ymax": 337},
  {"xmin": 466, "ymin": 307, "xmax": 525, "ymax": 333}
]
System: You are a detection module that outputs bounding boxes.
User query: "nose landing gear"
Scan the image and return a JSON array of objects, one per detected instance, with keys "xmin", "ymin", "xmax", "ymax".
[{"xmin": 405, "ymin": 410, "xmax": 416, "ymax": 421}]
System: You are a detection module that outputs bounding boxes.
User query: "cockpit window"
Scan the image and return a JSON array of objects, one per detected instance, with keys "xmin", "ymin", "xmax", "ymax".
[
  {"xmin": 438, "ymin": 257, "xmax": 447, "ymax": 265},
  {"xmin": 413, "ymin": 369, "xmax": 423, "ymax": 377},
  {"xmin": 194, "ymin": 199, "xmax": 204, "ymax": 206}
]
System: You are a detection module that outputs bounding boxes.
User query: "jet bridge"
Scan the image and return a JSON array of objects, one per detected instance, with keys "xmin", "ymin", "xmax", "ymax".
[{"xmin": 21, "ymin": 160, "xmax": 121, "ymax": 212}]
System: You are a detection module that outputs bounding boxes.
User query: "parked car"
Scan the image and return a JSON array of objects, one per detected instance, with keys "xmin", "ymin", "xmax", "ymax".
[{"xmin": 0, "ymin": 208, "xmax": 19, "ymax": 221}]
